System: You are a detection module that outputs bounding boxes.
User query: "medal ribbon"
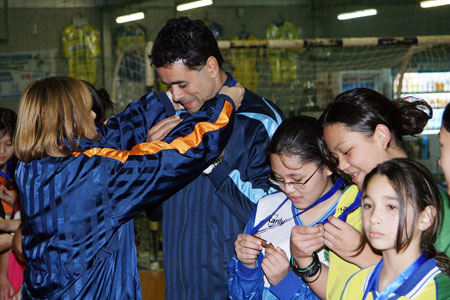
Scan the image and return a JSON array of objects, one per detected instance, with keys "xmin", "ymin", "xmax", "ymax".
[
  {"xmin": 362, "ymin": 252, "xmax": 429, "ymax": 300},
  {"xmin": 251, "ymin": 177, "xmax": 344, "ymax": 235},
  {"xmin": 0, "ymin": 159, "xmax": 13, "ymax": 182},
  {"xmin": 321, "ymin": 191, "xmax": 361, "ymax": 225}
]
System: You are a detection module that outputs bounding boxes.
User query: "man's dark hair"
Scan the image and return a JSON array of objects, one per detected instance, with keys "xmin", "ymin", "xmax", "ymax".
[{"xmin": 150, "ymin": 16, "xmax": 224, "ymax": 70}]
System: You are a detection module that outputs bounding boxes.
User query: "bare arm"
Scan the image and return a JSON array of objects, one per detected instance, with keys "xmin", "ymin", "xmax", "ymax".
[
  {"xmin": 11, "ymin": 228, "xmax": 24, "ymax": 264},
  {"xmin": 0, "ymin": 235, "xmax": 12, "ymax": 254},
  {"xmin": 0, "ymin": 219, "xmax": 20, "ymax": 234},
  {"xmin": 0, "ymin": 252, "xmax": 12, "ymax": 300}
]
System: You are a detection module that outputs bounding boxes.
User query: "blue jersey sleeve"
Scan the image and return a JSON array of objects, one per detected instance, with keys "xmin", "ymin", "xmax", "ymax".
[
  {"xmin": 228, "ymin": 255, "xmax": 265, "ymax": 300},
  {"xmin": 270, "ymin": 271, "xmax": 320, "ymax": 300},
  {"xmin": 208, "ymin": 114, "xmax": 279, "ymax": 224},
  {"xmin": 228, "ymin": 207, "xmax": 265, "ymax": 300},
  {"xmin": 92, "ymin": 94, "xmax": 235, "ymax": 224}
]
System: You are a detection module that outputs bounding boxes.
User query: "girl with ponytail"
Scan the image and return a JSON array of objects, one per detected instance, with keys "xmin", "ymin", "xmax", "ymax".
[{"xmin": 312, "ymin": 88, "xmax": 450, "ymax": 271}]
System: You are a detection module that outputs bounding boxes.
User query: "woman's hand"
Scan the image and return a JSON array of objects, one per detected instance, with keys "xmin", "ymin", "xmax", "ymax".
[
  {"xmin": 261, "ymin": 247, "xmax": 290, "ymax": 286},
  {"xmin": 234, "ymin": 234, "xmax": 262, "ymax": 268}
]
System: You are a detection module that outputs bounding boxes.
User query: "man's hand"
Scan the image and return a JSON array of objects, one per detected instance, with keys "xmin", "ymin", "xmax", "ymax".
[
  {"xmin": 261, "ymin": 247, "xmax": 290, "ymax": 286},
  {"xmin": 146, "ymin": 115, "xmax": 182, "ymax": 142},
  {"xmin": 219, "ymin": 83, "xmax": 245, "ymax": 110},
  {"xmin": 234, "ymin": 233, "xmax": 263, "ymax": 268}
]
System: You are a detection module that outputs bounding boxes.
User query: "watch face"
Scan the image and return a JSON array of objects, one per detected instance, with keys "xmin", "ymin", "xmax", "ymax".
[
  {"xmin": 202, "ymin": 157, "xmax": 223, "ymax": 175},
  {"xmin": 203, "ymin": 166, "xmax": 212, "ymax": 175}
]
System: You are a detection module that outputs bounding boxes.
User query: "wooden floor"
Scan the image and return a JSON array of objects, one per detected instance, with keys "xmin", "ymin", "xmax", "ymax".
[{"xmin": 139, "ymin": 270, "xmax": 165, "ymax": 300}]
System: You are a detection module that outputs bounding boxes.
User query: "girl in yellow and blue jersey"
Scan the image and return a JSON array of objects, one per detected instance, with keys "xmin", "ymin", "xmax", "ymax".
[{"xmin": 341, "ymin": 158, "xmax": 450, "ymax": 300}]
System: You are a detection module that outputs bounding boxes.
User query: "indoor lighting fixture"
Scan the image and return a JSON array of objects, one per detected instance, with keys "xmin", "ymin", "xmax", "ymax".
[
  {"xmin": 176, "ymin": 0, "xmax": 213, "ymax": 12},
  {"xmin": 420, "ymin": 0, "xmax": 450, "ymax": 8},
  {"xmin": 116, "ymin": 12, "xmax": 145, "ymax": 24},
  {"xmin": 337, "ymin": 9, "xmax": 377, "ymax": 20}
]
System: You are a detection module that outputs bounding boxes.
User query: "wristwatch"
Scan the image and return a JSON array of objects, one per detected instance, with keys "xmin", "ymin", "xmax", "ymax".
[{"xmin": 202, "ymin": 156, "xmax": 224, "ymax": 175}]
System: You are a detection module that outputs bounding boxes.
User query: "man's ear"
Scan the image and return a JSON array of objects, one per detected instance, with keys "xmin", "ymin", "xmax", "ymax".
[
  {"xmin": 374, "ymin": 124, "xmax": 391, "ymax": 149},
  {"xmin": 418, "ymin": 205, "xmax": 437, "ymax": 231},
  {"xmin": 205, "ymin": 56, "xmax": 219, "ymax": 78}
]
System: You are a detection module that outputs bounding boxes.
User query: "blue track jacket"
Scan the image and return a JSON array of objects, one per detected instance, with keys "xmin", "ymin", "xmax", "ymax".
[
  {"xmin": 160, "ymin": 73, "xmax": 284, "ymax": 300},
  {"xmin": 15, "ymin": 93, "xmax": 235, "ymax": 299}
]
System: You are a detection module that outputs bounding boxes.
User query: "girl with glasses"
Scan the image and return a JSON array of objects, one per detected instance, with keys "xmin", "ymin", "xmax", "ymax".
[{"xmin": 228, "ymin": 115, "xmax": 362, "ymax": 300}]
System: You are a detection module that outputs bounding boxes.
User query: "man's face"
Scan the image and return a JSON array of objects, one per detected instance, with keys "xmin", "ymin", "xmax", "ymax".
[{"xmin": 157, "ymin": 60, "xmax": 218, "ymax": 114}]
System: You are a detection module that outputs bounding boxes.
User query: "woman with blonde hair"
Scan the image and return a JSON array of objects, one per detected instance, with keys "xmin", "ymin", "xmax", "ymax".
[{"xmin": 13, "ymin": 76, "xmax": 243, "ymax": 299}]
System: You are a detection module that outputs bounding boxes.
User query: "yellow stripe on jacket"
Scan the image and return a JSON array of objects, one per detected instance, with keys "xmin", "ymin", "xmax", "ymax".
[
  {"xmin": 73, "ymin": 101, "xmax": 234, "ymax": 163},
  {"xmin": 327, "ymin": 185, "xmax": 363, "ymax": 300}
]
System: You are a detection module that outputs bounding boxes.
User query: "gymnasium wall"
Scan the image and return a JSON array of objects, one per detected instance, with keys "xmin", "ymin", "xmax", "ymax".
[{"xmin": 0, "ymin": 1, "xmax": 449, "ymax": 112}]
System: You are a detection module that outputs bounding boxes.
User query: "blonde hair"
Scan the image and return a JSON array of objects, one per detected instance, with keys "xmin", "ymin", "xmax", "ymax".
[{"xmin": 14, "ymin": 77, "xmax": 98, "ymax": 163}]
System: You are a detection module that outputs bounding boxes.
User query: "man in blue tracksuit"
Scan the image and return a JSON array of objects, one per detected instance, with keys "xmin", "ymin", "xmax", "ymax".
[{"xmin": 148, "ymin": 17, "xmax": 284, "ymax": 299}]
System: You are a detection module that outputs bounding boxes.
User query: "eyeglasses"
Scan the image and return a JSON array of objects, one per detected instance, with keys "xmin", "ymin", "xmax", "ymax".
[{"xmin": 268, "ymin": 165, "xmax": 321, "ymax": 189}]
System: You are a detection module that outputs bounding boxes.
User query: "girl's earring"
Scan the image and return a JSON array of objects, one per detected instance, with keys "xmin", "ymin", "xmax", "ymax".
[{"xmin": 379, "ymin": 138, "xmax": 385, "ymax": 148}]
